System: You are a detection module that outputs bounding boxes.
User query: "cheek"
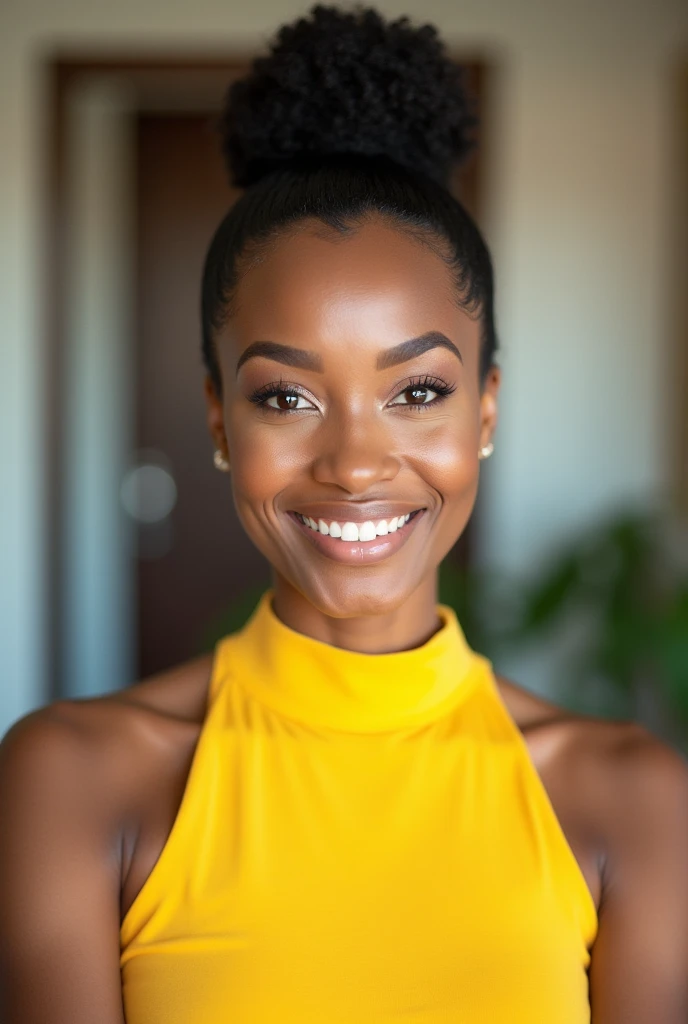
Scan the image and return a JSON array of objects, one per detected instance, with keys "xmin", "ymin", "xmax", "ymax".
[
  {"xmin": 409, "ymin": 417, "xmax": 479, "ymax": 501},
  {"xmin": 226, "ymin": 404, "xmax": 310, "ymax": 503}
]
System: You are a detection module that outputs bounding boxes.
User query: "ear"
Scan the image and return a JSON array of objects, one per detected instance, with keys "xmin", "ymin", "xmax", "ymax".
[
  {"xmin": 478, "ymin": 364, "xmax": 500, "ymax": 451},
  {"xmin": 204, "ymin": 374, "xmax": 230, "ymax": 467}
]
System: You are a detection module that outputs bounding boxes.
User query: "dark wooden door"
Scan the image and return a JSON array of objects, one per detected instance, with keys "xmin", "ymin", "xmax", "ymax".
[{"xmin": 135, "ymin": 113, "xmax": 270, "ymax": 678}]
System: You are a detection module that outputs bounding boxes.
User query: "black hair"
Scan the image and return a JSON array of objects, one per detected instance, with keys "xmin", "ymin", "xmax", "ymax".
[{"xmin": 201, "ymin": 4, "xmax": 498, "ymax": 396}]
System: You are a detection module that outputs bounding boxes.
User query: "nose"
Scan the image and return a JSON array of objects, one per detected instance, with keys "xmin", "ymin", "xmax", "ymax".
[{"xmin": 311, "ymin": 412, "xmax": 401, "ymax": 494}]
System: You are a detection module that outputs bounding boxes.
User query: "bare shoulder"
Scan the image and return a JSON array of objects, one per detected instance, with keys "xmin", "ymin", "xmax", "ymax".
[
  {"xmin": 0, "ymin": 654, "xmax": 215, "ymax": 876},
  {"xmin": 0, "ymin": 702, "xmax": 111, "ymax": 851},
  {"xmin": 495, "ymin": 668, "xmax": 686, "ymax": 773},
  {"xmin": 0, "ymin": 692, "xmax": 135, "ymax": 818},
  {"xmin": 495, "ymin": 671, "xmax": 688, "ymax": 860},
  {"xmin": 494, "ymin": 672, "xmax": 578, "ymax": 731},
  {"xmin": 580, "ymin": 716, "xmax": 688, "ymax": 860},
  {"xmin": 2, "ymin": 649, "xmax": 213, "ymax": 777},
  {"xmin": 108, "ymin": 650, "xmax": 214, "ymax": 722}
]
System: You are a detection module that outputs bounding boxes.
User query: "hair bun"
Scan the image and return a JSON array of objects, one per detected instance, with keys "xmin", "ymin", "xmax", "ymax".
[{"xmin": 220, "ymin": 4, "xmax": 477, "ymax": 189}]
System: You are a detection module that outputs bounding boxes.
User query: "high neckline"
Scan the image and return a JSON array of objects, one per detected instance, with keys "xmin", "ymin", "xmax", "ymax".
[{"xmin": 227, "ymin": 590, "xmax": 487, "ymax": 733}]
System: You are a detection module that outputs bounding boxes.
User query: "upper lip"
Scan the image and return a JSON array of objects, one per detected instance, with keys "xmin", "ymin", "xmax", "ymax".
[{"xmin": 289, "ymin": 503, "xmax": 426, "ymax": 523}]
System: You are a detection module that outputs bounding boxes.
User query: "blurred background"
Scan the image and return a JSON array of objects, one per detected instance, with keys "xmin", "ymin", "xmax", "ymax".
[{"xmin": 1, "ymin": 0, "xmax": 687, "ymax": 749}]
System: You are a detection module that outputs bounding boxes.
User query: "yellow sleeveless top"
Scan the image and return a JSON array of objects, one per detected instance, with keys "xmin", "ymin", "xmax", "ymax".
[{"xmin": 120, "ymin": 591, "xmax": 598, "ymax": 1022}]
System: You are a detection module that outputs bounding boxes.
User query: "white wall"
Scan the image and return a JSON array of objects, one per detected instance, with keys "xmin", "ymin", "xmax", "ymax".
[{"xmin": 1, "ymin": 0, "xmax": 686, "ymax": 732}]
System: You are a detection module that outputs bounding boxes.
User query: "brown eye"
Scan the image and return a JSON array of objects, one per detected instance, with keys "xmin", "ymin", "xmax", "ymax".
[
  {"xmin": 390, "ymin": 385, "xmax": 434, "ymax": 406},
  {"xmin": 387, "ymin": 376, "xmax": 455, "ymax": 410},
  {"xmin": 265, "ymin": 391, "xmax": 314, "ymax": 411},
  {"xmin": 407, "ymin": 387, "xmax": 429, "ymax": 404}
]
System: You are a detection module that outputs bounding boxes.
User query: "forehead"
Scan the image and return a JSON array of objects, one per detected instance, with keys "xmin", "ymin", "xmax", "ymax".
[{"xmin": 223, "ymin": 217, "xmax": 480, "ymax": 367}]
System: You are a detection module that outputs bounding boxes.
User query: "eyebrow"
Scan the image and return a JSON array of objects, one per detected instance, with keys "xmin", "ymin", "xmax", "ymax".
[
  {"xmin": 376, "ymin": 331, "xmax": 463, "ymax": 370},
  {"xmin": 235, "ymin": 330, "xmax": 463, "ymax": 375},
  {"xmin": 236, "ymin": 341, "xmax": 323, "ymax": 375}
]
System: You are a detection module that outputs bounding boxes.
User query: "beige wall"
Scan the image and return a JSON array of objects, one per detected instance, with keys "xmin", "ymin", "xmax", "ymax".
[{"xmin": 1, "ymin": 0, "xmax": 687, "ymax": 731}]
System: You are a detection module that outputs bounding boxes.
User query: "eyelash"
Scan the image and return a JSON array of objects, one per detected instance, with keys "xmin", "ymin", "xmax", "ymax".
[
  {"xmin": 393, "ymin": 375, "xmax": 457, "ymax": 411},
  {"xmin": 247, "ymin": 375, "xmax": 457, "ymax": 415},
  {"xmin": 247, "ymin": 379, "xmax": 311, "ymax": 416}
]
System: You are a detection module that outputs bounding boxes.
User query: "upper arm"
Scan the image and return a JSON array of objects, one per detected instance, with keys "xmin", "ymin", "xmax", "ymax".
[
  {"xmin": 0, "ymin": 706, "xmax": 126, "ymax": 1023},
  {"xmin": 588, "ymin": 727, "xmax": 688, "ymax": 1023}
]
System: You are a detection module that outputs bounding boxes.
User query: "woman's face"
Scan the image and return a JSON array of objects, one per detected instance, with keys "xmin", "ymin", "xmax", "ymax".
[{"xmin": 206, "ymin": 216, "xmax": 500, "ymax": 620}]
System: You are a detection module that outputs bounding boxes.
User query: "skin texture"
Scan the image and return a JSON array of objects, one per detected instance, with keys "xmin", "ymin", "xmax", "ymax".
[{"xmin": 1, "ymin": 213, "xmax": 687, "ymax": 1023}]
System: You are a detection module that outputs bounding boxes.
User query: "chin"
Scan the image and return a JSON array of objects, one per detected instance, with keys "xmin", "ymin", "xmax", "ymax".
[{"xmin": 293, "ymin": 567, "xmax": 427, "ymax": 621}]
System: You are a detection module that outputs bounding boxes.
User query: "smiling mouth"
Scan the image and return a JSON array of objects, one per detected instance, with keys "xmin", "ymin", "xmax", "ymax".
[{"xmin": 291, "ymin": 509, "xmax": 423, "ymax": 543}]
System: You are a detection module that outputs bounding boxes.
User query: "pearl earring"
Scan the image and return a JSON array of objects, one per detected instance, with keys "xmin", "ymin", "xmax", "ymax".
[
  {"xmin": 213, "ymin": 449, "xmax": 230, "ymax": 472},
  {"xmin": 478, "ymin": 442, "xmax": 494, "ymax": 460}
]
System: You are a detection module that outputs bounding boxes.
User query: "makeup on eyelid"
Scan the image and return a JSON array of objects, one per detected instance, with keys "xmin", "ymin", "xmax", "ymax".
[{"xmin": 246, "ymin": 374, "xmax": 457, "ymax": 413}]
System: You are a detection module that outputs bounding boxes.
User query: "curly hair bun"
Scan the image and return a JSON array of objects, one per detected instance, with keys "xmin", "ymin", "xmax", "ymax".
[{"xmin": 221, "ymin": 4, "xmax": 476, "ymax": 189}]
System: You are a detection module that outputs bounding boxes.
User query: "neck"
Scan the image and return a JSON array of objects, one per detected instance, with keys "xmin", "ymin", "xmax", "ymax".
[{"xmin": 270, "ymin": 573, "xmax": 442, "ymax": 655}]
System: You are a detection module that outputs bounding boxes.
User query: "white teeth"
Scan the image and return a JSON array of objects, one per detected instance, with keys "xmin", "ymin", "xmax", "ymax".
[
  {"xmin": 341, "ymin": 521, "xmax": 360, "ymax": 542},
  {"xmin": 359, "ymin": 521, "xmax": 376, "ymax": 542},
  {"xmin": 297, "ymin": 512, "xmax": 418, "ymax": 540}
]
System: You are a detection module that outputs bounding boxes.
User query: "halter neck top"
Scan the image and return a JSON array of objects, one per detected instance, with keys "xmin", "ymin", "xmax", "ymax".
[{"xmin": 120, "ymin": 591, "xmax": 598, "ymax": 1022}]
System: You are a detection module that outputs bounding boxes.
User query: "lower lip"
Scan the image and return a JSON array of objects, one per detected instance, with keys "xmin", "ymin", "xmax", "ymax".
[{"xmin": 287, "ymin": 511, "xmax": 425, "ymax": 565}]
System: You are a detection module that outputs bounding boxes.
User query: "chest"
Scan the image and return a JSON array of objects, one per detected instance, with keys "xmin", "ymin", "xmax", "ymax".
[
  {"xmin": 120, "ymin": 716, "xmax": 596, "ymax": 1023},
  {"xmin": 121, "ymin": 706, "xmax": 600, "ymax": 921}
]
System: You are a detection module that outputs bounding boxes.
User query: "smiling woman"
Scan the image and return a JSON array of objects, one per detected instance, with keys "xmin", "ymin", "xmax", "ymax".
[
  {"xmin": 202, "ymin": 204, "xmax": 498, "ymax": 623},
  {"xmin": 2, "ymin": 4, "xmax": 688, "ymax": 1024}
]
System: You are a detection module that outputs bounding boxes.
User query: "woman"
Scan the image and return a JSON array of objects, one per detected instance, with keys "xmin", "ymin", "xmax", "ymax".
[{"xmin": 1, "ymin": 6, "xmax": 687, "ymax": 1022}]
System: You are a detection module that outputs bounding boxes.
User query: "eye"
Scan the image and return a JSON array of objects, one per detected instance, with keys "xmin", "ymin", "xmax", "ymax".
[
  {"xmin": 390, "ymin": 385, "xmax": 436, "ymax": 406},
  {"xmin": 264, "ymin": 392, "xmax": 315, "ymax": 411},
  {"xmin": 248, "ymin": 381, "xmax": 318, "ymax": 414},
  {"xmin": 388, "ymin": 375, "xmax": 456, "ymax": 409}
]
